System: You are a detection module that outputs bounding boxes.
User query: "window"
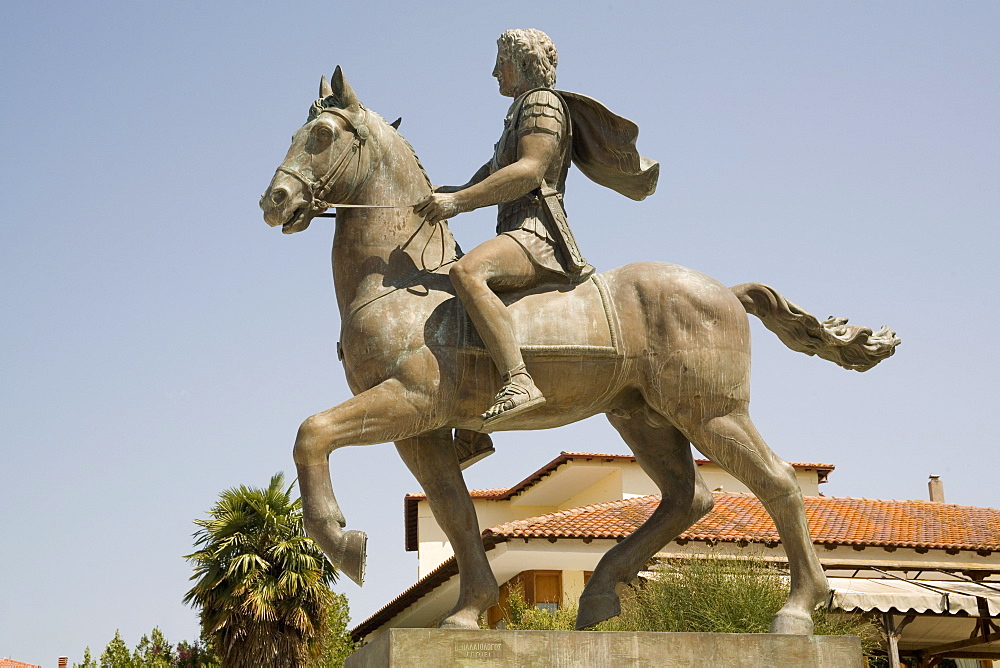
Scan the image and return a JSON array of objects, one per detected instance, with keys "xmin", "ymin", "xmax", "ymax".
[{"xmin": 485, "ymin": 570, "xmax": 564, "ymax": 628}]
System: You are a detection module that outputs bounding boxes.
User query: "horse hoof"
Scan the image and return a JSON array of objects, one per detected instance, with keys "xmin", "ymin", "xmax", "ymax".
[
  {"xmin": 769, "ymin": 610, "xmax": 814, "ymax": 635},
  {"xmin": 576, "ymin": 592, "xmax": 621, "ymax": 629},
  {"xmin": 340, "ymin": 529, "xmax": 367, "ymax": 586},
  {"xmin": 440, "ymin": 611, "xmax": 481, "ymax": 630}
]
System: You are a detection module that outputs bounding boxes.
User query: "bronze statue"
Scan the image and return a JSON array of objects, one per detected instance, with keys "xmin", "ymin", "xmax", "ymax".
[
  {"xmin": 416, "ymin": 29, "xmax": 657, "ymax": 428},
  {"xmin": 259, "ymin": 32, "xmax": 899, "ymax": 636}
]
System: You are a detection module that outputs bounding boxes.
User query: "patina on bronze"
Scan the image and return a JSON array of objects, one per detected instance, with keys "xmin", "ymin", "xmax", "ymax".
[{"xmin": 259, "ymin": 37, "xmax": 899, "ymax": 635}]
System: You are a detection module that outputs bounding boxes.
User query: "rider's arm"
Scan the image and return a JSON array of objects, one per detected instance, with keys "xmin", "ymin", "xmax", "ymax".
[
  {"xmin": 415, "ymin": 132, "xmax": 558, "ymax": 223},
  {"xmin": 434, "ymin": 162, "xmax": 492, "ymax": 194},
  {"xmin": 415, "ymin": 90, "xmax": 564, "ymax": 222}
]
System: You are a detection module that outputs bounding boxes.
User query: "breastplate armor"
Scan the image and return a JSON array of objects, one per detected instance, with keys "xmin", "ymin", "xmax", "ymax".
[{"xmin": 491, "ymin": 89, "xmax": 571, "ymax": 235}]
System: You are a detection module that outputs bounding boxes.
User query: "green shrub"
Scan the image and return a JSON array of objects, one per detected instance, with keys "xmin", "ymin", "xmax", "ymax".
[
  {"xmin": 485, "ymin": 553, "xmax": 879, "ymax": 656},
  {"xmin": 497, "ymin": 587, "xmax": 578, "ymax": 631},
  {"xmin": 599, "ymin": 554, "xmax": 879, "ymax": 653}
]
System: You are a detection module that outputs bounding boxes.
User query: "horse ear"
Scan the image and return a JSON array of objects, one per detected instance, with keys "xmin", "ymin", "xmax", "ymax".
[
  {"xmin": 390, "ymin": 117, "xmax": 402, "ymax": 129},
  {"xmin": 331, "ymin": 65, "xmax": 361, "ymax": 110},
  {"xmin": 319, "ymin": 74, "xmax": 333, "ymax": 98}
]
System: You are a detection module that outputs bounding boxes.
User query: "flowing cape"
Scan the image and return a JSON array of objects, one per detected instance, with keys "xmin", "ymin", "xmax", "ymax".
[{"xmin": 557, "ymin": 90, "xmax": 659, "ymax": 201}]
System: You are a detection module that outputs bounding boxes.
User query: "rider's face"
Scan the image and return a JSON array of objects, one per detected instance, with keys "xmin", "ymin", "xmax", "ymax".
[{"xmin": 493, "ymin": 50, "xmax": 526, "ymax": 98}]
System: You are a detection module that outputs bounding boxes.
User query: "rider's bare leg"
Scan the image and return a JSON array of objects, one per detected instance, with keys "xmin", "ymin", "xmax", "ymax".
[
  {"xmin": 396, "ymin": 430, "xmax": 498, "ymax": 628},
  {"xmin": 449, "ymin": 234, "xmax": 549, "ymax": 426}
]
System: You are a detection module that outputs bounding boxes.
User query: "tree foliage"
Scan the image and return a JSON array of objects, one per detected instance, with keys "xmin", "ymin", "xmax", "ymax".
[
  {"xmin": 132, "ymin": 628, "xmax": 174, "ymax": 667},
  {"xmin": 175, "ymin": 638, "xmax": 219, "ymax": 668},
  {"xmin": 73, "ymin": 646, "xmax": 98, "ymax": 668},
  {"xmin": 184, "ymin": 473, "xmax": 341, "ymax": 667},
  {"xmin": 98, "ymin": 630, "xmax": 133, "ymax": 668},
  {"xmin": 78, "ymin": 627, "xmax": 217, "ymax": 668},
  {"xmin": 309, "ymin": 593, "xmax": 358, "ymax": 667}
]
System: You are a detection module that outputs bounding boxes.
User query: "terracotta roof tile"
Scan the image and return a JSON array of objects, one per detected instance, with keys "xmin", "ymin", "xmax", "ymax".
[
  {"xmin": 404, "ymin": 452, "xmax": 834, "ymax": 550},
  {"xmin": 483, "ymin": 493, "xmax": 1000, "ymax": 552},
  {"xmin": 0, "ymin": 659, "xmax": 42, "ymax": 668}
]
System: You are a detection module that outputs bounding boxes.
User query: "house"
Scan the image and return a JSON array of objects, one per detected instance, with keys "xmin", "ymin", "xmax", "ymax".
[{"xmin": 353, "ymin": 451, "xmax": 1000, "ymax": 665}]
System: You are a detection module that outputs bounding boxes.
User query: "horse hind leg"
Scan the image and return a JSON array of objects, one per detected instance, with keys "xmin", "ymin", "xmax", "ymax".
[
  {"xmin": 576, "ymin": 411, "xmax": 714, "ymax": 630},
  {"xmin": 673, "ymin": 407, "xmax": 829, "ymax": 635},
  {"xmin": 294, "ymin": 379, "xmax": 431, "ymax": 586},
  {"xmin": 396, "ymin": 429, "xmax": 498, "ymax": 629}
]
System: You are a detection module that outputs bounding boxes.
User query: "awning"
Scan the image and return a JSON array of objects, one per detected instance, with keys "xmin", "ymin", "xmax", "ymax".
[{"xmin": 828, "ymin": 577, "xmax": 1000, "ymax": 616}]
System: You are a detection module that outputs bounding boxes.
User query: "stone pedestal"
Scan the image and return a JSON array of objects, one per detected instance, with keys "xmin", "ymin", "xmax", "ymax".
[{"xmin": 344, "ymin": 628, "xmax": 864, "ymax": 667}]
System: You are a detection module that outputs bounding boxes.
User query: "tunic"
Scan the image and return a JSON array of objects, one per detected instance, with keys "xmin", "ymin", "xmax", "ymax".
[{"xmin": 491, "ymin": 88, "xmax": 574, "ymax": 277}]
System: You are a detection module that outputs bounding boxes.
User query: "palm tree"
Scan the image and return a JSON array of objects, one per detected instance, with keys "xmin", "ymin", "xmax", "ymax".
[{"xmin": 184, "ymin": 473, "xmax": 339, "ymax": 667}]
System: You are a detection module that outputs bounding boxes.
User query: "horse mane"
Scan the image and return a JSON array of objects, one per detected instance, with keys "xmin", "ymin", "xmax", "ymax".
[
  {"xmin": 311, "ymin": 96, "xmax": 433, "ymax": 192},
  {"xmin": 371, "ymin": 110, "xmax": 433, "ymax": 191},
  {"xmin": 368, "ymin": 108, "xmax": 462, "ymax": 266}
]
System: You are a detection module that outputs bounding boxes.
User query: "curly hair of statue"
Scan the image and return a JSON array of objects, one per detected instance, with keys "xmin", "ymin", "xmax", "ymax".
[{"xmin": 498, "ymin": 28, "xmax": 558, "ymax": 88}]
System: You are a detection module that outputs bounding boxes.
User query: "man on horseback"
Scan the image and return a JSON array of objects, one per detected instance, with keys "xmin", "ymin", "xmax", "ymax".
[
  {"xmin": 261, "ymin": 49, "xmax": 899, "ymax": 636},
  {"xmin": 415, "ymin": 28, "xmax": 658, "ymax": 429}
]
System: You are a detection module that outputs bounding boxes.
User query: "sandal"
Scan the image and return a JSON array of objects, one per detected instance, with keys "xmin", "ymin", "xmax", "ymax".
[{"xmin": 481, "ymin": 366, "xmax": 545, "ymax": 429}]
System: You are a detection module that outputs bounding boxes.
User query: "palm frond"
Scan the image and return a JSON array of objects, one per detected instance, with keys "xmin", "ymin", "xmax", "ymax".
[{"xmin": 184, "ymin": 472, "xmax": 339, "ymax": 666}]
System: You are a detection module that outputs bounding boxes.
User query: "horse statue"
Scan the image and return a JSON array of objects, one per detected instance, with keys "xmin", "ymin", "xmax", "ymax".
[{"xmin": 259, "ymin": 68, "xmax": 899, "ymax": 635}]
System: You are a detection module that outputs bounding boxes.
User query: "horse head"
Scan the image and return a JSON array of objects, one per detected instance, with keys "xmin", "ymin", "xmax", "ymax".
[{"xmin": 260, "ymin": 66, "xmax": 386, "ymax": 234}]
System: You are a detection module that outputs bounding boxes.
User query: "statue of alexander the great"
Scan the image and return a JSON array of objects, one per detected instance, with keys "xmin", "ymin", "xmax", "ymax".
[
  {"xmin": 261, "ymin": 30, "xmax": 898, "ymax": 634},
  {"xmin": 415, "ymin": 28, "xmax": 659, "ymax": 429}
]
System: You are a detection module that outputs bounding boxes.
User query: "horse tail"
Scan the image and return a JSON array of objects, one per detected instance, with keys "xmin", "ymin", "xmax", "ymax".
[{"xmin": 731, "ymin": 282, "xmax": 900, "ymax": 372}]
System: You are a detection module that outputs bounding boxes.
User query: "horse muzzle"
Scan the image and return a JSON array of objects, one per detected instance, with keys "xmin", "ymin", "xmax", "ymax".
[
  {"xmin": 260, "ymin": 186, "xmax": 313, "ymax": 234},
  {"xmin": 277, "ymin": 205, "xmax": 313, "ymax": 234}
]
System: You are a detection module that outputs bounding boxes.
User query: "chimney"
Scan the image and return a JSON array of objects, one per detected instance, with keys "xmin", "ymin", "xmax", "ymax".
[
  {"xmin": 928, "ymin": 475, "xmax": 945, "ymax": 503},
  {"xmin": 58, "ymin": 658, "xmax": 68, "ymax": 668}
]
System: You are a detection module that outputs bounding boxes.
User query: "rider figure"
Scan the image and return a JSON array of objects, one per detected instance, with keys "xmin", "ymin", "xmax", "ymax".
[{"xmin": 415, "ymin": 28, "xmax": 584, "ymax": 428}]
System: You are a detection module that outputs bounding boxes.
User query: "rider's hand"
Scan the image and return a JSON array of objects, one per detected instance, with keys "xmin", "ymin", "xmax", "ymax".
[{"xmin": 414, "ymin": 193, "xmax": 461, "ymax": 224}]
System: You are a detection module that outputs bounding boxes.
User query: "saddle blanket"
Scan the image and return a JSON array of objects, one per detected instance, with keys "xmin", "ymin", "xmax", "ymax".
[{"xmin": 441, "ymin": 274, "xmax": 621, "ymax": 358}]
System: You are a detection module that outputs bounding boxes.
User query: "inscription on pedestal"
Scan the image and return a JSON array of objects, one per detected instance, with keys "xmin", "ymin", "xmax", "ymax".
[{"xmin": 453, "ymin": 640, "xmax": 503, "ymax": 660}]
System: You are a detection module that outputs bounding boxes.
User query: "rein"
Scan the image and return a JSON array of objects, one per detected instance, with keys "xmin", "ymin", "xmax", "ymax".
[
  {"xmin": 274, "ymin": 103, "xmax": 456, "ymax": 325},
  {"xmin": 315, "ymin": 203, "xmax": 410, "ymax": 218},
  {"xmin": 274, "ymin": 106, "xmax": 386, "ymax": 216},
  {"xmin": 335, "ymin": 203, "xmax": 456, "ymax": 329}
]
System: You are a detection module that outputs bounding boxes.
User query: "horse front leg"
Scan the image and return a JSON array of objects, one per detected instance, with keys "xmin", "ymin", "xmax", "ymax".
[
  {"xmin": 396, "ymin": 430, "xmax": 497, "ymax": 629},
  {"xmin": 294, "ymin": 379, "xmax": 429, "ymax": 585}
]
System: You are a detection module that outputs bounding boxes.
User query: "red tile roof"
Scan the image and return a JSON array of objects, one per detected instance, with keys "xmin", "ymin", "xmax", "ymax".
[
  {"xmin": 403, "ymin": 452, "xmax": 834, "ymax": 550},
  {"xmin": 0, "ymin": 659, "xmax": 41, "ymax": 668},
  {"xmin": 483, "ymin": 493, "xmax": 1000, "ymax": 552}
]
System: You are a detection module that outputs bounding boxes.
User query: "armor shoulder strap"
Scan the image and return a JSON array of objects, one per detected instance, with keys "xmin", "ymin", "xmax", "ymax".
[{"xmin": 516, "ymin": 88, "xmax": 568, "ymax": 138}]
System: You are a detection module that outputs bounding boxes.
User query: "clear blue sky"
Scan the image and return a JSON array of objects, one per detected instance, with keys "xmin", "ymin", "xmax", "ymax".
[{"xmin": 2, "ymin": 2, "xmax": 998, "ymax": 665}]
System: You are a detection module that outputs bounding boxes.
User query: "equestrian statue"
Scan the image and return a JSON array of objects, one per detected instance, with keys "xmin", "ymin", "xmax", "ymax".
[{"xmin": 259, "ymin": 29, "xmax": 899, "ymax": 635}]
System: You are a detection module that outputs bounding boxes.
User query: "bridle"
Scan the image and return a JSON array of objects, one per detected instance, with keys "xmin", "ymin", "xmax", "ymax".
[
  {"xmin": 272, "ymin": 105, "xmax": 389, "ymax": 213},
  {"xmin": 267, "ymin": 102, "xmax": 456, "ymax": 322}
]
